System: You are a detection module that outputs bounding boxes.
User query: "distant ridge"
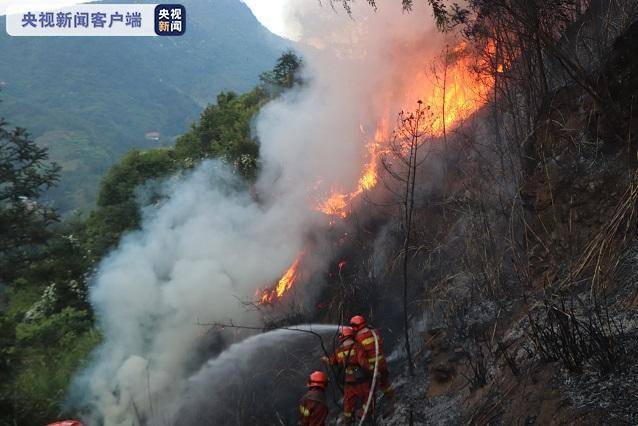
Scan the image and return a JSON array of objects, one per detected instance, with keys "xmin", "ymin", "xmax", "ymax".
[{"xmin": 0, "ymin": 0, "xmax": 290, "ymax": 212}]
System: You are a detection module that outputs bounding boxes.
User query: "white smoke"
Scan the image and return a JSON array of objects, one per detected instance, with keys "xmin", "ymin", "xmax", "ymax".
[
  {"xmin": 74, "ymin": 164, "xmax": 314, "ymax": 424},
  {"xmin": 74, "ymin": 1, "xmax": 448, "ymax": 423}
]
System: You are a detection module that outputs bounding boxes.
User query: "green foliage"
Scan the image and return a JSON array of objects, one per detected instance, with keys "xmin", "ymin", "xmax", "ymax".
[
  {"xmin": 16, "ymin": 307, "xmax": 91, "ymax": 345},
  {"xmin": 177, "ymin": 87, "xmax": 268, "ymax": 178},
  {"xmin": 82, "ymin": 88, "xmax": 268, "ymax": 260},
  {"xmin": 0, "ymin": 119, "xmax": 61, "ymax": 283},
  {"xmin": 83, "ymin": 148, "xmax": 177, "ymax": 261},
  {"xmin": 0, "ymin": 116, "xmax": 96, "ymax": 424},
  {"xmin": 83, "ymin": 50, "xmax": 303, "ymax": 258},
  {"xmin": 0, "ymin": 266, "xmax": 96, "ymax": 425},
  {"xmin": 10, "ymin": 310, "xmax": 100, "ymax": 425},
  {"xmin": 259, "ymin": 50, "xmax": 303, "ymax": 93},
  {"xmin": 0, "ymin": 264, "xmax": 96, "ymax": 425},
  {"xmin": 96, "ymin": 149, "xmax": 177, "ymax": 207}
]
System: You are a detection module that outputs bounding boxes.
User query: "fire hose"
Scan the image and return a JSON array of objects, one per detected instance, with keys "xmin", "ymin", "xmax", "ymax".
[{"xmin": 358, "ymin": 329, "xmax": 379, "ymax": 426}]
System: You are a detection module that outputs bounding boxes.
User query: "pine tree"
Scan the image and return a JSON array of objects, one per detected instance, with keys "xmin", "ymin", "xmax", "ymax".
[{"xmin": 0, "ymin": 119, "xmax": 60, "ymax": 282}]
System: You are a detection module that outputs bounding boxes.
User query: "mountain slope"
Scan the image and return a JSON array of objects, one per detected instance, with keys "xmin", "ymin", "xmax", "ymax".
[{"xmin": 0, "ymin": 0, "xmax": 289, "ymax": 212}]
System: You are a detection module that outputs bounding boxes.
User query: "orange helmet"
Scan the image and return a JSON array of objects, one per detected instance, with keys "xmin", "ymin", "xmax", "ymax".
[
  {"xmin": 307, "ymin": 371, "xmax": 328, "ymax": 389},
  {"xmin": 350, "ymin": 315, "xmax": 366, "ymax": 331},
  {"xmin": 339, "ymin": 326, "xmax": 354, "ymax": 341}
]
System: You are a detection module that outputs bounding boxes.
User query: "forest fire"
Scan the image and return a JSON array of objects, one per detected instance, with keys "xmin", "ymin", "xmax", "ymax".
[
  {"xmin": 314, "ymin": 42, "xmax": 494, "ymax": 220},
  {"xmin": 257, "ymin": 41, "xmax": 495, "ymax": 304},
  {"xmin": 429, "ymin": 43, "xmax": 492, "ymax": 136},
  {"xmin": 316, "ymin": 117, "xmax": 387, "ymax": 218},
  {"xmin": 257, "ymin": 252, "xmax": 305, "ymax": 304}
]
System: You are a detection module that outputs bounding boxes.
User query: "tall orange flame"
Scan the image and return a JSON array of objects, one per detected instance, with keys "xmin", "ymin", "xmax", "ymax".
[
  {"xmin": 257, "ymin": 252, "xmax": 304, "ymax": 304},
  {"xmin": 258, "ymin": 41, "xmax": 497, "ymax": 304},
  {"xmin": 315, "ymin": 116, "xmax": 388, "ymax": 219},
  {"xmin": 315, "ymin": 42, "xmax": 493, "ymax": 219},
  {"xmin": 429, "ymin": 43, "xmax": 491, "ymax": 136}
]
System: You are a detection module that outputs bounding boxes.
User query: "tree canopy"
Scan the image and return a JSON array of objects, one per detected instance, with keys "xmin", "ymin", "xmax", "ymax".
[{"xmin": 0, "ymin": 120, "xmax": 60, "ymax": 282}]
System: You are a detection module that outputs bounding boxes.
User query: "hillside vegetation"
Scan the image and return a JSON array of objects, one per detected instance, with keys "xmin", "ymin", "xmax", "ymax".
[
  {"xmin": 0, "ymin": 51, "xmax": 300, "ymax": 425},
  {"xmin": 0, "ymin": 0, "xmax": 288, "ymax": 213}
]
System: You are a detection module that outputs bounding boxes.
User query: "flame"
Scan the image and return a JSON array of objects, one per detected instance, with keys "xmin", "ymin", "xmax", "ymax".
[
  {"xmin": 257, "ymin": 252, "xmax": 304, "ymax": 304},
  {"xmin": 315, "ymin": 42, "xmax": 494, "ymax": 219},
  {"xmin": 258, "ymin": 41, "xmax": 497, "ymax": 304},
  {"xmin": 316, "ymin": 116, "xmax": 389, "ymax": 218},
  {"xmin": 429, "ymin": 43, "xmax": 493, "ymax": 136}
]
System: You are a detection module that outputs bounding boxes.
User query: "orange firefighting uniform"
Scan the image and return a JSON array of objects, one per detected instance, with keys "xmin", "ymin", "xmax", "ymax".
[
  {"xmin": 354, "ymin": 326, "xmax": 395, "ymax": 399},
  {"xmin": 326, "ymin": 337, "xmax": 370, "ymax": 422},
  {"xmin": 298, "ymin": 387, "xmax": 328, "ymax": 426}
]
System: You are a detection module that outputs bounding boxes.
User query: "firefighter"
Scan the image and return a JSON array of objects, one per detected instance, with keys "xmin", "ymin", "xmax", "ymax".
[
  {"xmin": 321, "ymin": 326, "xmax": 369, "ymax": 424},
  {"xmin": 350, "ymin": 315, "xmax": 396, "ymax": 415},
  {"xmin": 298, "ymin": 370, "xmax": 329, "ymax": 426}
]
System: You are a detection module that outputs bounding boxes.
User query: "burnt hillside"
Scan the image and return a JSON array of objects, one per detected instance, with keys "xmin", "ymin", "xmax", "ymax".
[
  {"xmin": 178, "ymin": 4, "xmax": 638, "ymax": 424},
  {"xmin": 376, "ymin": 16, "xmax": 638, "ymax": 426}
]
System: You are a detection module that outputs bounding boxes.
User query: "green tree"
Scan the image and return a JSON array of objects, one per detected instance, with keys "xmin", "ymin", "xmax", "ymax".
[
  {"xmin": 0, "ymin": 119, "xmax": 60, "ymax": 283},
  {"xmin": 0, "ymin": 118, "xmax": 96, "ymax": 425},
  {"xmin": 82, "ymin": 148, "xmax": 176, "ymax": 261},
  {"xmin": 259, "ymin": 50, "xmax": 303, "ymax": 92},
  {"xmin": 184, "ymin": 88, "xmax": 266, "ymax": 178},
  {"xmin": 6, "ymin": 306, "xmax": 99, "ymax": 425},
  {"xmin": 83, "ymin": 51, "xmax": 301, "ymax": 262}
]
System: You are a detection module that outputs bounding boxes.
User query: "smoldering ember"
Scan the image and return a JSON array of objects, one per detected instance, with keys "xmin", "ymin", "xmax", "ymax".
[{"xmin": 1, "ymin": 1, "xmax": 637, "ymax": 425}]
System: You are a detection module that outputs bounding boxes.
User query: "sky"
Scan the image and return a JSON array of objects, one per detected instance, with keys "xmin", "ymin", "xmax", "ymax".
[{"xmin": 240, "ymin": 0, "xmax": 289, "ymax": 38}]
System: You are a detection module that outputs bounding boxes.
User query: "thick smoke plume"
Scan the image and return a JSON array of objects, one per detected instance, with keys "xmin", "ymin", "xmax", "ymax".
[{"xmin": 73, "ymin": 1, "xmax": 449, "ymax": 423}]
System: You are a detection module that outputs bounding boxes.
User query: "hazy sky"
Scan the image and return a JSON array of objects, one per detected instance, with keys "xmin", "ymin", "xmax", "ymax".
[{"xmin": 240, "ymin": 0, "xmax": 289, "ymax": 38}]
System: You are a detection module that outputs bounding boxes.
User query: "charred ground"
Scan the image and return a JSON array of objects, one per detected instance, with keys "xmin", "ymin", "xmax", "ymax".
[
  {"xmin": 264, "ymin": 4, "xmax": 638, "ymax": 425},
  {"xmin": 332, "ymin": 13, "xmax": 638, "ymax": 426}
]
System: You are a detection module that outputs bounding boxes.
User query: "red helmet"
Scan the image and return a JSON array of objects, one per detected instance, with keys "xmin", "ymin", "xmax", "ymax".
[
  {"xmin": 350, "ymin": 315, "xmax": 366, "ymax": 331},
  {"xmin": 339, "ymin": 326, "xmax": 354, "ymax": 341},
  {"xmin": 307, "ymin": 371, "xmax": 328, "ymax": 389}
]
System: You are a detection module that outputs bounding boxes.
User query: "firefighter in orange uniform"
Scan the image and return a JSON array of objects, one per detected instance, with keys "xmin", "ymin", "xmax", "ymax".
[
  {"xmin": 321, "ymin": 326, "xmax": 369, "ymax": 424},
  {"xmin": 350, "ymin": 315, "xmax": 396, "ymax": 413},
  {"xmin": 298, "ymin": 371, "xmax": 329, "ymax": 426}
]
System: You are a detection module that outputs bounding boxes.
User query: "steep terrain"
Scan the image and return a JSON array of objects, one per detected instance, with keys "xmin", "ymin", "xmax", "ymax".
[
  {"xmin": 3, "ymin": 2, "xmax": 636, "ymax": 425},
  {"xmin": 379, "ymin": 19, "xmax": 638, "ymax": 426}
]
